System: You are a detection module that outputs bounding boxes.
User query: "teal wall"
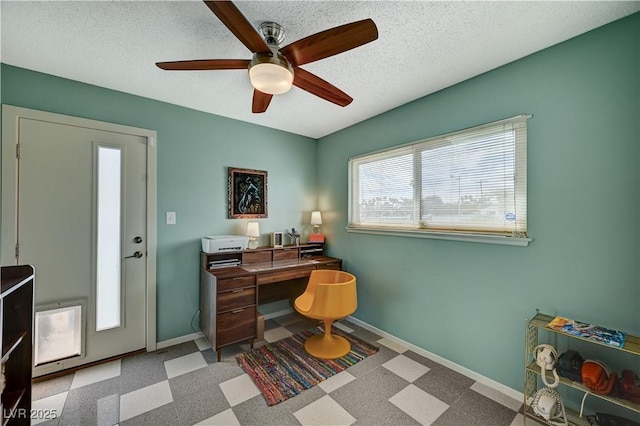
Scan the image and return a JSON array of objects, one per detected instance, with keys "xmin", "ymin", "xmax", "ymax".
[
  {"xmin": 1, "ymin": 11, "xmax": 638, "ymax": 398},
  {"xmin": 318, "ymin": 12, "xmax": 640, "ymax": 393},
  {"xmin": 0, "ymin": 65, "xmax": 317, "ymax": 341}
]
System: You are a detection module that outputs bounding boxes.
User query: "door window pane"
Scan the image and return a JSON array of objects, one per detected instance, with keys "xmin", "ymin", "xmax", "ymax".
[{"xmin": 96, "ymin": 146, "xmax": 122, "ymax": 331}]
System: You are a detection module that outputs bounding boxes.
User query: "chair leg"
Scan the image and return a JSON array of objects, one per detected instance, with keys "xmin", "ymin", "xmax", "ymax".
[
  {"xmin": 304, "ymin": 319, "xmax": 351, "ymax": 359},
  {"xmin": 322, "ymin": 319, "xmax": 332, "ymax": 339}
]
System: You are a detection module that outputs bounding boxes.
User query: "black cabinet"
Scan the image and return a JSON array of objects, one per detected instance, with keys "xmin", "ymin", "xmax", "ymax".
[{"xmin": 1, "ymin": 265, "xmax": 34, "ymax": 426}]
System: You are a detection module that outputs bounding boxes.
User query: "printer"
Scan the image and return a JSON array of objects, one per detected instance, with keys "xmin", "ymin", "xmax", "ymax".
[{"xmin": 201, "ymin": 235, "xmax": 249, "ymax": 253}]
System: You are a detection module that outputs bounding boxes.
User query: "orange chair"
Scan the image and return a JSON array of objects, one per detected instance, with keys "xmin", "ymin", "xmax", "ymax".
[{"xmin": 294, "ymin": 270, "xmax": 357, "ymax": 359}]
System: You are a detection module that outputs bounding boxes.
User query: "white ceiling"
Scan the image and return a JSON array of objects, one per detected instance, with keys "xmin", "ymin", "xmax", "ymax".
[{"xmin": 2, "ymin": 1, "xmax": 639, "ymax": 139}]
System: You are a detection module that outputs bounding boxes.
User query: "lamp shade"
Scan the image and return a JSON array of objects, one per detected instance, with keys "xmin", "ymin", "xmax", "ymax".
[
  {"xmin": 310, "ymin": 211, "xmax": 323, "ymax": 225},
  {"xmin": 246, "ymin": 222, "xmax": 260, "ymax": 237},
  {"xmin": 249, "ymin": 63, "xmax": 293, "ymax": 95},
  {"xmin": 249, "ymin": 49, "xmax": 294, "ymax": 95}
]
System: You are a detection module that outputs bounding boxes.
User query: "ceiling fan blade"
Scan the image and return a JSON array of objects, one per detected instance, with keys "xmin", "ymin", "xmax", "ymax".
[
  {"xmin": 156, "ymin": 59, "xmax": 250, "ymax": 71},
  {"xmin": 203, "ymin": 1, "xmax": 270, "ymax": 54},
  {"xmin": 292, "ymin": 67, "xmax": 352, "ymax": 107},
  {"xmin": 252, "ymin": 90, "xmax": 273, "ymax": 113},
  {"xmin": 280, "ymin": 19, "xmax": 378, "ymax": 67}
]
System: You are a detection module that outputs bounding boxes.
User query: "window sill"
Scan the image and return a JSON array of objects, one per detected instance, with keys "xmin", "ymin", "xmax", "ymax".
[{"xmin": 345, "ymin": 226, "xmax": 532, "ymax": 246}]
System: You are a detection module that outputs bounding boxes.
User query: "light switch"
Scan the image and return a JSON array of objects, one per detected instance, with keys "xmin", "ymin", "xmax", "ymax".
[{"xmin": 166, "ymin": 211, "xmax": 176, "ymax": 225}]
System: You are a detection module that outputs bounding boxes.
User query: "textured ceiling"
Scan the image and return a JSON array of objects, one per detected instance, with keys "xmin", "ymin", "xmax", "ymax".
[{"xmin": 2, "ymin": 1, "xmax": 639, "ymax": 139}]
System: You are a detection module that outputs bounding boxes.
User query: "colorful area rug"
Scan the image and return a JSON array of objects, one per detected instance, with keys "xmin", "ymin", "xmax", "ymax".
[{"xmin": 236, "ymin": 326, "xmax": 379, "ymax": 406}]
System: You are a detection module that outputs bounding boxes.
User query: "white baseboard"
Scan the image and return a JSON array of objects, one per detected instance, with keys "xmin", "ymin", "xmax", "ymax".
[
  {"xmin": 157, "ymin": 331, "xmax": 203, "ymax": 349},
  {"xmin": 261, "ymin": 307, "xmax": 294, "ymax": 320},
  {"xmin": 346, "ymin": 315, "xmax": 523, "ymax": 402},
  {"xmin": 155, "ymin": 311, "xmax": 522, "ymax": 403},
  {"xmin": 155, "ymin": 308, "xmax": 295, "ymax": 349}
]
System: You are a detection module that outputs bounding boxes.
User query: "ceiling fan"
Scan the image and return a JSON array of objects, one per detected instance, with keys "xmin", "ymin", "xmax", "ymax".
[{"xmin": 156, "ymin": 0, "xmax": 378, "ymax": 113}]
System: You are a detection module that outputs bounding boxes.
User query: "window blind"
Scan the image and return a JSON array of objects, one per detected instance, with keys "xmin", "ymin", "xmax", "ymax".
[{"xmin": 349, "ymin": 114, "xmax": 530, "ymax": 237}]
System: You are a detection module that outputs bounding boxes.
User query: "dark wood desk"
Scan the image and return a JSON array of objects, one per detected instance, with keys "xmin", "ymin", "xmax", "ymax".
[{"xmin": 200, "ymin": 245, "xmax": 341, "ymax": 361}]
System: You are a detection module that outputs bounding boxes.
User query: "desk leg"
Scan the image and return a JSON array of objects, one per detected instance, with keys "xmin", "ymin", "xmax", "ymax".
[
  {"xmin": 217, "ymin": 349, "xmax": 222, "ymax": 362},
  {"xmin": 250, "ymin": 338, "xmax": 254, "ymax": 349}
]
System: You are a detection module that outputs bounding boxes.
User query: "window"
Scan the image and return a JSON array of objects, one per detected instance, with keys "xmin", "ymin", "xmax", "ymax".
[
  {"xmin": 348, "ymin": 115, "xmax": 531, "ymax": 245},
  {"xmin": 96, "ymin": 145, "xmax": 122, "ymax": 331}
]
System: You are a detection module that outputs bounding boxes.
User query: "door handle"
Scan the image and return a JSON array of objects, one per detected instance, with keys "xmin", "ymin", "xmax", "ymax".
[{"xmin": 125, "ymin": 251, "xmax": 143, "ymax": 259}]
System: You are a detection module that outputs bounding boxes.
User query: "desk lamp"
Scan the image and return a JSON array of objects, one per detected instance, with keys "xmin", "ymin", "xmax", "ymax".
[
  {"xmin": 309, "ymin": 211, "xmax": 325, "ymax": 243},
  {"xmin": 247, "ymin": 222, "xmax": 260, "ymax": 249}
]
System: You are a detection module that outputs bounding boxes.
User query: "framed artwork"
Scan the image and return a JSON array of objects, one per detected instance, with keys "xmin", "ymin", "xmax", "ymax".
[{"xmin": 228, "ymin": 167, "xmax": 268, "ymax": 219}]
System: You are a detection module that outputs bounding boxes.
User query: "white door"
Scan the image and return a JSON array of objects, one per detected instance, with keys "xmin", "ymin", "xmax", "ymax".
[{"xmin": 1, "ymin": 106, "xmax": 157, "ymax": 376}]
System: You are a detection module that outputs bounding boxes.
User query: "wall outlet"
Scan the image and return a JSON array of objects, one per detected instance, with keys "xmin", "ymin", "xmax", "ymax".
[{"xmin": 166, "ymin": 211, "xmax": 176, "ymax": 225}]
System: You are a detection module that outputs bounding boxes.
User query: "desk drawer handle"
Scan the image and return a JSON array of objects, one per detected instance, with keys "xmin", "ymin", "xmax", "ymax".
[
  {"xmin": 232, "ymin": 277, "xmax": 243, "ymax": 280},
  {"xmin": 231, "ymin": 289, "xmax": 244, "ymax": 293},
  {"xmin": 232, "ymin": 309, "xmax": 244, "ymax": 314}
]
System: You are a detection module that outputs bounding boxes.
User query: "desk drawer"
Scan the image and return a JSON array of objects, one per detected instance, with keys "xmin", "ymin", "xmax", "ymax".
[
  {"xmin": 273, "ymin": 248, "xmax": 299, "ymax": 261},
  {"xmin": 317, "ymin": 261, "xmax": 342, "ymax": 270},
  {"xmin": 218, "ymin": 275, "xmax": 255, "ymax": 292},
  {"xmin": 218, "ymin": 287, "xmax": 256, "ymax": 312},
  {"xmin": 243, "ymin": 251, "xmax": 272, "ymax": 264},
  {"xmin": 217, "ymin": 306, "xmax": 256, "ymax": 347},
  {"xmin": 257, "ymin": 266, "xmax": 315, "ymax": 285}
]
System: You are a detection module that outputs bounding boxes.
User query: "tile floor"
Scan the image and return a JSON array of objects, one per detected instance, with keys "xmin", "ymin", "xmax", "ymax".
[{"xmin": 31, "ymin": 313, "xmax": 531, "ymax": 425}]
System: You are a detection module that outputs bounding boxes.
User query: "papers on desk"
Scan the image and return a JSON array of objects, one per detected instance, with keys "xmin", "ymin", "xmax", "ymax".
[{"xmin": 208, "ymin": 259, "xmax": 241, "ymax": 269}]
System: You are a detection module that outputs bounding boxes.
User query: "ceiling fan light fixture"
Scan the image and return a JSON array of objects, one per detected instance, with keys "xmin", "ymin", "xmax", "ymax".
[
  {"xmin": 249, "ymin": 51, "xmax": 294, "ymax": 95},
  {"xmin": 156, "ymin": 3, "xmax": 378, "ymax": 113}
]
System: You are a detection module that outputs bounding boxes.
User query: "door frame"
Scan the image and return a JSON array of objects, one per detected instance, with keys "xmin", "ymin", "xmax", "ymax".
[{"xmin": 1, "ymin": 104, "xmax": 158, "ymax": 352}]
